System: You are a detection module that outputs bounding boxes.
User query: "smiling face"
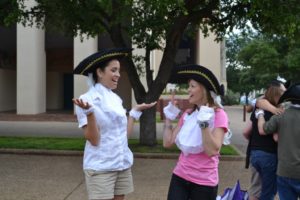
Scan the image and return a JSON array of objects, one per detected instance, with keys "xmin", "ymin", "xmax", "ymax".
[
  {"xmin": 97, "ymin": 59, "xmax": 121, "ymax": 90},
  {"xmin": 187, "ymin": 79, "xmax": 208, "ymax": 106}
]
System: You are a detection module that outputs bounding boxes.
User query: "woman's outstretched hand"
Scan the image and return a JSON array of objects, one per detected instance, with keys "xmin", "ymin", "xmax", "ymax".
[
  {"xmin": 170, "ymin": 90, "xmax": 178, "ymax": 106},
  {"xmin": 72, "ymin": 98, "xmax": 91, "ymax": 109},
  {"xmin": 134, "ymin": 101, "xmax": 157, "ymax": 111}
]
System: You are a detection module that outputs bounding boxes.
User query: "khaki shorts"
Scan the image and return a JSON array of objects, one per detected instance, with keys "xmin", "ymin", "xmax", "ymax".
[
  {"xmin": 84, "ymin": 168, "xmax": 134, "ymax": 200},
  {"xmin": 248, "ymin": 164, "xmax": 261, "ymax": 198}
]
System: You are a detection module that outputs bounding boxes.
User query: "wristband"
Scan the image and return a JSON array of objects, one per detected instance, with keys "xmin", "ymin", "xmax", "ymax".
[
  {"xmin": 197, "ymin": 106, "xmax": 215, "ymax": 128},
  {"xmin": 163, "ymin": 102, "xmax": 181, "ymax": 120},
  {"xmin": 129, "ymin": 109, "xmax": 142, "ymax": 120},
  {"xmin": 255, "ymin": 109, "xmax": 265, "ymax": 119}
]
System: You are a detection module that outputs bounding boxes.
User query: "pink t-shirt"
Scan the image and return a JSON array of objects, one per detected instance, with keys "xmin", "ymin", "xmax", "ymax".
[{"xmin": 173, "ymin": 108, "xmax": 228, "ymax": 186}]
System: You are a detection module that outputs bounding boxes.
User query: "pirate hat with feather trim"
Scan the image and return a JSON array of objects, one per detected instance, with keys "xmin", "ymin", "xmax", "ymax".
[
  {"xmin": 169, "ymin": 64, "xmax": 224, "ymax": 96},
  {"xmin": 73, "ymin": 47, "xmax": 132, "ymax": 76},
  {"xmin": 278, "ymin": 82, "xmax": 300, "ymax": 105}
]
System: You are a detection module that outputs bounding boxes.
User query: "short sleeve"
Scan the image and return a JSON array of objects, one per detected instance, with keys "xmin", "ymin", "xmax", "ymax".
[
  {"xmin": 263, "ymin": 115, "xmax": 280, "ymax": 135},
  {"xmin": 214, "ymin": 109, "xmax": 229, "ymax": 133},
  {"xmin": 75, "ymin": 94, "xmax": 91, "ymax": 128},
  {"xmin": 75, "ymin": 105, "xmax": 87, "ymax": 128}
]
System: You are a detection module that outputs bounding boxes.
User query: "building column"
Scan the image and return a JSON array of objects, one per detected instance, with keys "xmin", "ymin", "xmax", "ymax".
[
  {"xmin": 17, "ymin": 0, "xmax": 46, "ymax": 114},
  {"xmin": 220, "ymin": 40, "xmax": 227, "ymax": 88},
  {"xmin": 196, "ymin": 30, "xmax": 222, "ymax": 82},
  {"xmin": 195, "ymin": 30, "xmax": 201, "ymax": 65},
  {"xmin": 73, "ymin": 35, "xmax": 98, "ymax": 100}
]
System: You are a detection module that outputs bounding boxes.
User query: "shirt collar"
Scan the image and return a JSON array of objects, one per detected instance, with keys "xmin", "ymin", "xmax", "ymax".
[{"xmin": 90, "ymin": 83, "xmax": 110, "ymax": 100}]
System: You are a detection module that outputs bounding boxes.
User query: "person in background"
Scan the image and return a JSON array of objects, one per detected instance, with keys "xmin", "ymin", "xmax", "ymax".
[
  {"xmin": 73, "ymin": 48, "xmax": 156, "ymax": 200},
  {"xmin": 245, "ymin": 76, "xmax": 290, "ymax": 114},
  {"xmin": 257, "ymin": 83, "xmax": 300, "ymax": 200},
  {"xmin": 245, "ymin": 80, "xmax": 286, "ymax": 200},
  {"xmin": 163, "ymin": 64, "xmax": 228, "ymax": 200},
  {"xmin": 243, "ymin": 77, "xmax": 290, "ymax": 200},
  {"xmin": 243, "ymin": 98, "xmax": 282, "ymax": 200}
]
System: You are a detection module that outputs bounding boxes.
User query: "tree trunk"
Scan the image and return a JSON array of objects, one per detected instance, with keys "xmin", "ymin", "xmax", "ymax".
[{"xmin": 139, "ymin": 106, "xmax": 157, "ymax": 146}]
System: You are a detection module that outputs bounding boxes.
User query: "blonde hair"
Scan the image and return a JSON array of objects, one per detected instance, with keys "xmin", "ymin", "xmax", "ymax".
[{"xmin": 265, "ymin": 81, "xmax": 285, "ymax": 106}]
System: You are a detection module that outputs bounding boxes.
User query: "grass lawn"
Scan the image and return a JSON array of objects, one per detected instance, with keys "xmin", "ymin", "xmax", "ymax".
[{"xmin": 0, "ymin": 136, "xmax": 238, "ymax": 155}]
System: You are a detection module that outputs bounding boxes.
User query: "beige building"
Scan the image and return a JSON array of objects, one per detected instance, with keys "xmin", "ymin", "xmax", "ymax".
[{"xmin": 0, "ymin": 2, "xmax": 226, "ymax": 115}]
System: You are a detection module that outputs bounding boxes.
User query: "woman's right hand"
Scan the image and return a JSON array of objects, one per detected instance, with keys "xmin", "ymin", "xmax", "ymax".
[
  {"xmin": 72, "ymin": 98, "xmax": 91, "ymax": 109},
  {"xmin": 170, "ymin": 90, "xmax": 178, "ymax": 106},
  {"xmin": 133, "ymin": 101, "xmax": 157, "ymax": 111},
  {"xmin": 273, "ymin": 107, "xmax": 284, "ymax": 115},
  {"xmin": 73, "ymin": 98, "xmax": 94, "ymax": 116}
]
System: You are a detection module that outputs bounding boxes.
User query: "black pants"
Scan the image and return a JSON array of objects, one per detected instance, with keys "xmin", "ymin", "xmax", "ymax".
[{"xmin": 167, "ymin": 174, "xmax": 218, "ymax": 200}]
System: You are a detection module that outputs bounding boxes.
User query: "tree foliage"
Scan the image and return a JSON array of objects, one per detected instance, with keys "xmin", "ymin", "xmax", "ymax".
[
  {"xmin": 226, "ymin": 32, "xmax": 300, "ymax": 94},
  {"xmin": 225, "ymin": 31, "xmax": 258, "ymax": 94},
  {"xmin": 1, "ymin": 0, "xmax": 300, "ymax": 145}
]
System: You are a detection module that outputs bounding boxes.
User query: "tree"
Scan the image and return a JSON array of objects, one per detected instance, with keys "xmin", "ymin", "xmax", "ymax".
[
  {"xmin": 225, "ymin": 31, "xmax": 257, "ymax": 93},
  {"xmin": 1, "ymin": 0, "xmax": 300, "ymax": 145},
  {"xmin": 226, "ymin": 31, "xmax": 300, "ymax": 95},
  {"xmin": 237, "ymin": 36, "xmax": 300, "ymax": 88}
]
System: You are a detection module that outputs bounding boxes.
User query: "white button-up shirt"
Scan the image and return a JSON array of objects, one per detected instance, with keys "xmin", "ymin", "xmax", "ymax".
[{"xmin": 75, "ymin": 83, "xmax": 133, "ymax": 171}]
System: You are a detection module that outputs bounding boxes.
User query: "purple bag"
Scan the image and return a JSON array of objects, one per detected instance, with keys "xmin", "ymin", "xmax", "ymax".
[{"xmin": 218, "ymin": 180, "xmax": 249, "ymax": 200}]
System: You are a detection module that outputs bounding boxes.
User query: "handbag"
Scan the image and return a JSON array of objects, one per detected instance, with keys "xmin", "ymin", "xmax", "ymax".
[{"xmin": 217, "ymin": 180, "xmax": 249, "ymax": 200}]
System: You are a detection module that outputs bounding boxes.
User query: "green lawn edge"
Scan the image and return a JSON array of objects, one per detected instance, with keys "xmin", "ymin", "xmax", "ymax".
[{"xmin": 0, "ymin": 136, "xmax": 238, "ymax": 155}]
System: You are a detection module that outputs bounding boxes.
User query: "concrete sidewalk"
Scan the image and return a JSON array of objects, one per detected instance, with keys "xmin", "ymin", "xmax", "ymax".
[
  {"xmin": 0, "ymin": 154, "xmax": 250, "ymax": 200},
  {"xmin": 0, "ymin": 106, "xmax": 252, "ymax": 200}
]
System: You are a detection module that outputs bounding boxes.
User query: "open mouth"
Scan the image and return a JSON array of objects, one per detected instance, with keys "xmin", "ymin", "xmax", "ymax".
[{"xmin": 112, "ymin": 79, "xmax": 118, "ymax": 84}]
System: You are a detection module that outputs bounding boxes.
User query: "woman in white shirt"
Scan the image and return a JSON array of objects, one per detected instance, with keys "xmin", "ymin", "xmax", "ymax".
[{"xmin": 73, "ymin": 48, "xmax": 156, "ymax": 200}]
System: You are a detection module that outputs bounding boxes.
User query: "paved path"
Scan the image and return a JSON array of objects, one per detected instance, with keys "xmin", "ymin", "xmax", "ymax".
[
  {"xmin": 0, "ymin": 154, "xmax": 250, "ymax": 200},
  {"xmin": 0, "ymin": 105, "xmax": 252, "ymax": 200},
  {"xmin": 224, "ymin": 106, "xmax": 250, "ymax": 155}
]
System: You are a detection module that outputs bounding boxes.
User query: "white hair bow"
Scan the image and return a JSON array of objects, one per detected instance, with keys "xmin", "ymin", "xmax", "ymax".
[
  {"xmin": 277, "ymin": 75, "xmax": 286, "ymax": 83},
  {"xmin": 210, "ymin": 91, "xmax": 223, "ymax": 109},
  {"xmin": 87, "ymin": 73, "xmax": 95, "ymax": 88}
]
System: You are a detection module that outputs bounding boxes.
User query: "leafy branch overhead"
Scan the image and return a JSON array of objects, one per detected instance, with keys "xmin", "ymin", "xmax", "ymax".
[{"xmin": 1, "ymin": 0, "xmax": 299, "ymax": 145}]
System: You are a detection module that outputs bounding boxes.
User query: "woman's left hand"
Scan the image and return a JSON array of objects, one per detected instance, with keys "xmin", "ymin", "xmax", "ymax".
[{"xmin": 134, "ymin": 102, "xmax": 157, "ymax": 111}]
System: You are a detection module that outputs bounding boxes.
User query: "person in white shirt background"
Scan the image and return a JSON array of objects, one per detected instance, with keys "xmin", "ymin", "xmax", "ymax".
[{"xmin": 73, "ymin": 48, "xmax": 156, "ymax": 200}]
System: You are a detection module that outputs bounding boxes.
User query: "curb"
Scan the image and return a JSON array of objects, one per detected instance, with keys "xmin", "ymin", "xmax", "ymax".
[
  {"xmin": 0, "ymin": 149, "xmax": 83, "ymax": 156},
  {"xmin": 0, "ymin": 148, "xmax": 245, "ymax": 161},
  {"xmin": 230, "ymin": 144, "xmax": 246, "ymax": 157}
]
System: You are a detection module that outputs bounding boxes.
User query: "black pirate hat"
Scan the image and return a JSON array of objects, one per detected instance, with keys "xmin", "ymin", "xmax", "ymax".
[
  {"xmin": 278, "ymin": 82, "xmax": 300, "ymax": 105},
  {"xmin": 73, "ymin": 47, "xmax": 132, "ymax": 76},
  {"xmin": 169, "ymin": 64, "xmax": 224, "ymax": 96}
]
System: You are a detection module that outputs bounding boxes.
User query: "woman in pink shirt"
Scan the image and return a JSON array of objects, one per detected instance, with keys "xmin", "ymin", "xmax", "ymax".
[{"xmin": 163, "ymin": 64, "xmax": 229, "ymax": 200}]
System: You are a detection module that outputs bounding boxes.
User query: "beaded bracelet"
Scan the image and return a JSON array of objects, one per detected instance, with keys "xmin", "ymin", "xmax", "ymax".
[{"xmin": 164, "ymin": 124, "xmax": 173, "ymax": 129}]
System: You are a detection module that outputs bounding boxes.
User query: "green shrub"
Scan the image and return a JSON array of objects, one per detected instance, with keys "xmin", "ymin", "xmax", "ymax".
[{"xmin": 223, "ymin": 89, "xmax": 239, "ymax": 105}]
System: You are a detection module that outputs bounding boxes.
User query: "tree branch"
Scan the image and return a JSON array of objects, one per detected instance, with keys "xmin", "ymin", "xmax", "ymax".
[
  {"xmin": 149, "ymin": 14, "xmax": 190, "ymax": 100},
  {"xmin": 145, "ymin": 48, "xmax": 153, "ymax": 88}
]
